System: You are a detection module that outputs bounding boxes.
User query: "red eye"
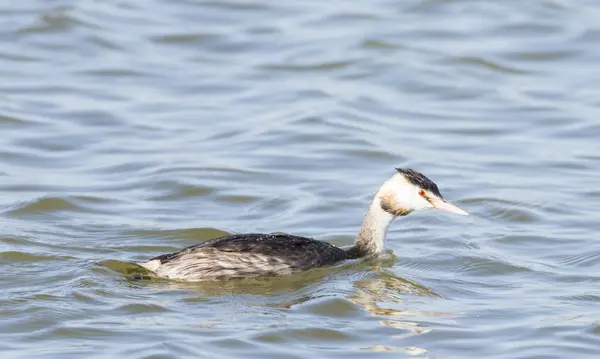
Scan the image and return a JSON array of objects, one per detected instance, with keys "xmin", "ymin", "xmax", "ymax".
[{"xmin": 419, "ymin": 190, "xmax": 426, "ymax": 197}]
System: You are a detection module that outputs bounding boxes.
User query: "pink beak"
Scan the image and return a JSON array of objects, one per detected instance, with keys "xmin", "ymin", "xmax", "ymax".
[{"xmin": 429, "ymin": 197, "xmax": 469, "ymax": 216}]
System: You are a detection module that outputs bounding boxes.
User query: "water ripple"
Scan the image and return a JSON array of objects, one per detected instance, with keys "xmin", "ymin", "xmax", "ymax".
[{"xmin": 1, "ymin": 0, "xmax": 600, "ymax": 358}]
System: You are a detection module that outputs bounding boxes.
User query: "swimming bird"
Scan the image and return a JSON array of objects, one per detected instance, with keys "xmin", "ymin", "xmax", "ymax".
[{"xmin": 138, "ymin": 168, "xmax": 468, "ymax": 281}]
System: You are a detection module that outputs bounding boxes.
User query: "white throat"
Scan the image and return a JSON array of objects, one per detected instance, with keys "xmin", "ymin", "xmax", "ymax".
[{"xmin": 355, "ymin": 195, "xmax": 396, "ymax": 255}]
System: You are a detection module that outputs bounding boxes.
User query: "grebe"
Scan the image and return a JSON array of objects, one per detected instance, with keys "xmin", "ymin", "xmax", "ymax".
[{"xmin": 138, "ymin": 168, "xmax": 468, "ymax": 281}]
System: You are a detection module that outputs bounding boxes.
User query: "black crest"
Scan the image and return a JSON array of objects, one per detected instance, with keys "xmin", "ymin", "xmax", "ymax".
[{"xmin": 395, "ymin": 168, "xmax": 443, "ymax": 198}]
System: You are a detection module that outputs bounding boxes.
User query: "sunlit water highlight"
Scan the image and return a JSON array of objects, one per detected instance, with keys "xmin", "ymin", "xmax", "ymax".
[{"xmin": 1, "ymin": 1, "xmax": 600, "ymax": 358}]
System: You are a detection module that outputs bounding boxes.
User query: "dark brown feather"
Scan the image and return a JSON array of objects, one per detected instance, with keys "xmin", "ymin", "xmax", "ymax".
[
  {"xmin": 149, "ymin": 232, "xmax": 349, "ymax": 271},
  {"xmin": 395, "ymin": 168, "xmax": 443, "ymax": 198}
]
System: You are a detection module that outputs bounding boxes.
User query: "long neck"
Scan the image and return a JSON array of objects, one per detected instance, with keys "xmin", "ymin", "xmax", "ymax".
[{"xmin": 348, "ymin": 195, "xmax": 395, "ymax": 258}]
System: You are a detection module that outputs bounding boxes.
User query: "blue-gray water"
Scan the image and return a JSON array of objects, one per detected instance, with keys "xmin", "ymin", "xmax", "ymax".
[{"xmin": 1, "ymin": 1, "xmax": 599, "ymax": 358}]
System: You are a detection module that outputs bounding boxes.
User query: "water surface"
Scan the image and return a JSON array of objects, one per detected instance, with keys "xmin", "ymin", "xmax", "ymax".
[{"xmin": 1, "ymin": 0, "xmax": 600, "ymax": 358}]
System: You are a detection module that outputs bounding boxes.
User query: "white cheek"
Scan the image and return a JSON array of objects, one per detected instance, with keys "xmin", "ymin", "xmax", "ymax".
[
  {"xmin": 415, "ymin": 195, "xmax": 434, "ymax": 210},
  {"xmin": 400, "ymin": 191, "xmax": 422, "ymax": 209}
]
